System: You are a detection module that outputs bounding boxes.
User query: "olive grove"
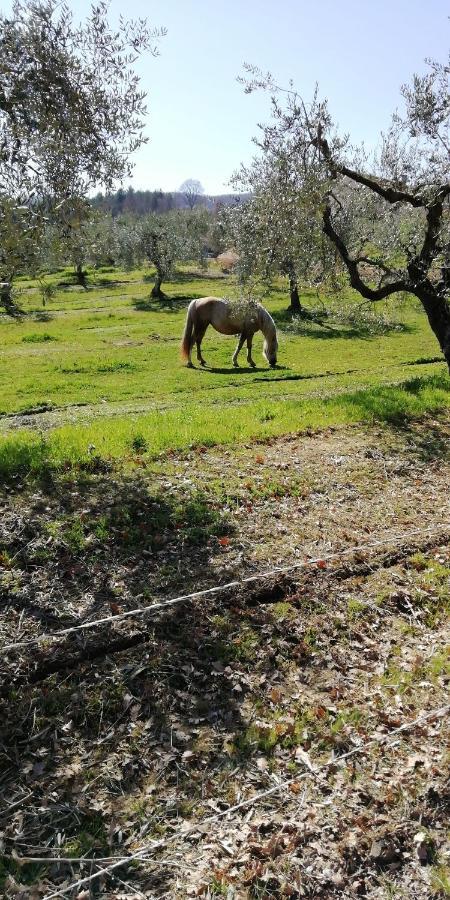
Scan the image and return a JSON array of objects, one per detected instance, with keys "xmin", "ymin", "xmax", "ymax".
[
  {"xmin": 235, "ymin": 54, "xmax": 450, "ymax": 367},
  {"xmin": 0, "ymin": 0, "xmax": 164, "ymax": 301}
]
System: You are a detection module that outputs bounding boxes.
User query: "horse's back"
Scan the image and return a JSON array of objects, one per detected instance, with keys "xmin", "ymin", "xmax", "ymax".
[
  {"xmin": 194, "ymin": 296, "xmax": 229, "ymax": 315},
  {"xmin": 192, "ymin": 296, "xmax": 267, "ymax": 337},
  {"xmin": 193, "ymin": 297, "xmax": 238, "ymax": 334}
]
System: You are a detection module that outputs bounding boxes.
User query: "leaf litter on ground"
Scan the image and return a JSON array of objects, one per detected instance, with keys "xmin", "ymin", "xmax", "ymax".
[{"xmin": 0, "ymin": 415, "xmax": 449, "ymax": 898}]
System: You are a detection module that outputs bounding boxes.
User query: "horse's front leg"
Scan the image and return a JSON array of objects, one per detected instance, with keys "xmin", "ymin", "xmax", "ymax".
[
  {"xmin": 232, "ymin": 332, "xmax": 246, "ymax": 367},
  {"xmin": 247, "ymin": 334, "xmax": 256, "ymax": 368}
]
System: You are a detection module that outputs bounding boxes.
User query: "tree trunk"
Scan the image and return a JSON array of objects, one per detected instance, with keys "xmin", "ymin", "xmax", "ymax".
[
  {"xmin": 0, "ymin": 281, "xmax": 12, "ymax": 309},
  {"xmin": 287, "ymin": 271, "xmax": 303, "ymax": 315},
  {"xmin": 416, "ymin": 286, "xmax": 450, "ymax": 372},
  {"xmin": 75, "ymin": 262, "xmax": 87, "ymax": 287},
  {"xmin": 151, "ymin": 272, "xmax": 164, "ymax": 299},
  {"xmin": 322, "ymin": 201, "xmax": 450, "ymax": 369}
]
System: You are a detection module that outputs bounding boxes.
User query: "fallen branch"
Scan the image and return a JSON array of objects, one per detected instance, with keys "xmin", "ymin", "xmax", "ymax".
[
  {"xmin": 1, "ymin": 527, "xmax": 448, "ymax": 692},
  {"xmin": 4, "ymin": 524, "xmax": 449, "ymax": 654}
]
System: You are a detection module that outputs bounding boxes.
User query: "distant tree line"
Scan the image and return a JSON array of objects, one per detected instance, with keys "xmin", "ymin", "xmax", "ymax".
[
  {"xmin": 92, "ymin": 188, "xmax": 177, "ymax": 217},
  {"xmin": 91, "ymin": 187, "xmax": 249, "ymax": 218}
]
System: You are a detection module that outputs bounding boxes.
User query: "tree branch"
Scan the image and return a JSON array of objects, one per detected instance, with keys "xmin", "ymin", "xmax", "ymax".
[
  {"xmin": 315, "ymin": 128, "xmax": 432, "ymax": 208},
  {"xmin": 415, "ymin": 195, "xmax": 446, "ymax": 275},
  {"xmin": 323, "ymin": 200, "xmax": 408, "ymax": 301},
  {"xmin": 355, "ymin": 255, "xmax": 399, "ymax": 277}
]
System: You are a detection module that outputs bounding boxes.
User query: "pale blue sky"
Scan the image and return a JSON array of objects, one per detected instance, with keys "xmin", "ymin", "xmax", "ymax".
[
  {"xmin": 130, "ymin": 0, "xmax": 449, "ymax": 194},
  {"xmin": 4, "ymin": 0, "xmax": 450, "ymax": 194}
]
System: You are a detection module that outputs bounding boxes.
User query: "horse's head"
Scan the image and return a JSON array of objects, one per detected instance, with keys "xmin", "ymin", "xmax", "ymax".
[
  {"xmin": 264, "ymin": 338, "xmax": 278, "ymax": 367},
  {"xmin": 261, "ymin": 308, "xmax": 278, "ymax": 367}
]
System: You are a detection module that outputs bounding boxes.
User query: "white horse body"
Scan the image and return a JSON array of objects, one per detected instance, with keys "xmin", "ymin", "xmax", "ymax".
[{"xmin": 181, "ymin": 297, "xmax": 278, "ymax": 368}]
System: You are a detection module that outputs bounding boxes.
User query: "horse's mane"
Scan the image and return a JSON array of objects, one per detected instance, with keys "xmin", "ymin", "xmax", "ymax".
[
  {"xmin": 257, "ymin": 305, "xmax": 277, "ymax": 365},
  {"xmin": 258, "ymin": 304, "xmax": 276, "ymax": 336}
]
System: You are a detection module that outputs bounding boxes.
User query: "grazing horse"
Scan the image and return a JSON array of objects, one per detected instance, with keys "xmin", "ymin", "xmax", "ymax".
[{"xmin": 181, "ymin": 297, "xmax": 278, "ymax": 368}]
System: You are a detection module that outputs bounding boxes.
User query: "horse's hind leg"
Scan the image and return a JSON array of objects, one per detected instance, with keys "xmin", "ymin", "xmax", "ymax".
[
  {"xmin": 232, "ymin": 333, "xmax": 246, "ymax": 367},
  {"xmin": 195, "ymin": 323, "xmax": 208, "ymax": 366},
  {"xmin": 247, "ymin": 334, "xmax": 256, "ymax": 368}
]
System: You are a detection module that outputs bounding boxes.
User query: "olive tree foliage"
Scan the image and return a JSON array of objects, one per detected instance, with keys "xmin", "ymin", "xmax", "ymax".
[
  {"xmin": 0, "ymin": 0, "xmax": 164, "ymax": 300},
  {"xmin": 45, "ymin": 211, "xmax": 124, "ymax": 284},
  {"xmin": 227, "ymin": 123, "xmax": 337, "ymax": 313},
  {"xmin": 137, "ymin": 214, "xmax": 186, "ymax": 297},
  {"xmin": 127, "ymin": 210, "xmax": 208, "ymax": 298},
  {"xmin": 240, "ymin": 54, "xmax": 450, "ymax": 368}
]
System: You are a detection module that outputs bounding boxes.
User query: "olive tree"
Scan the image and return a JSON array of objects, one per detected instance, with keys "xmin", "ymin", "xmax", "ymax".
[
  {"xmin": 184, "ymin": 206, "xmax": 214, "ymax": 267},
  {"xmin": 241, "ymin": 54, "xmax": 450, "ymax": 367},
  {"xmin": 0, "ymin": 0, "xmax": 164, "ymax": 304},
  {"xmin": 52, "ymin": 210, "xmax": 124, "ymax": 282},
  {"xmin": 137, "ymin": 212, "xmax": 191, "ymax": 298},
  {"xmin": 133, "ymin": 208, "xmax": 214, "ymax": 298},
  {"xmin": 228, "ymin": 137, "xmax": 335, "ymax": 313}
]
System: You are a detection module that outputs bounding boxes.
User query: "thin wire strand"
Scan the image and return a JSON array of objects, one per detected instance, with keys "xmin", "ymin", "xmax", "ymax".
[
  {"xmin": 40, "ymin": 704, "xmax": 449, "ymax": 899},
  {"xmin": 4, "ymin": 523, "xmax": 449, "ymax": 653}
]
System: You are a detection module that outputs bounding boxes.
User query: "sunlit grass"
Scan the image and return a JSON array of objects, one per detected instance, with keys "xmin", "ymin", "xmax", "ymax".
[
  {"xmin": 0, "ymin": 372, "xmax": 448, "ymax": 480},
  {"xmin": 1, "ymin": 264, "xmax": 448, "ymax": 478}
]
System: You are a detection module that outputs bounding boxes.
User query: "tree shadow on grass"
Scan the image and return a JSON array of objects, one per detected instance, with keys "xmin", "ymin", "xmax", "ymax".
[
  {"xmin": 0, "ymin": 574, "xmax": 304, "ymax": 894},
  {"xmin": 272, "ymin": 308, "xmax": 415, "ymax": 341},
  {"xmin": 396, "ymin": 418, "xmax": 450, "ymax": 462},
  {"xmin": 335, "ymin": 373, "xmax": 450, "ymax": 458},
  {"xmin": 253, "ymin": 360, "xmax": 445, "ymax": 386},
  {"xmin": 92, "ymin": 278, "xmax": 133, "ymax": 287},
  {"xmin": 254, "ymin": 369, "xmax": 352, "ymax": 384},
  {"xmin": 193, "ymin": 364, "xmax": 284, "ymax": 375},
  {"xmin": 402, "ymin": 355, "xmax": 443, "ymax": 367},
  {"xmin": 0, "ymin": 466, "xmax": 293, "ymax": 894},
  {"xmin": 132, "ymin": 295, "xmax": 200, "ymax": 313},
  {"xmin": 0, "ymin": 300, "xmax": 26, "ymax": 319},
  {"xmin": 170, "ymin": 269, "xmax": 227, "ymax": 283},
  {"xmin": 32, "ymin": 310, "xmax": 54, "ymax": 322},
  {"xmin": 0, "ymin": 470, "xmax": 232, "ymax": 627}
]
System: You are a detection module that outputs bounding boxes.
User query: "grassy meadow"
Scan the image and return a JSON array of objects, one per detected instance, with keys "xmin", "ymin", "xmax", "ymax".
[{"xmin": 0, "ymin": 263, "xmax": 449, "ymax": 477}]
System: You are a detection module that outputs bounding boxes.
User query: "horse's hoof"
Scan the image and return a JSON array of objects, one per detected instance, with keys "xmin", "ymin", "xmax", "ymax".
[
  {"xmin": 200, "ymin": 360, "xmax": 207, "ymax": 367},
  {"xmin": 233, "ymin": 361, "xmax": 239, "ymax": 368},
  {"xmin": 186, "ymin": 361, "xmax": 194, "ymax": 368}
]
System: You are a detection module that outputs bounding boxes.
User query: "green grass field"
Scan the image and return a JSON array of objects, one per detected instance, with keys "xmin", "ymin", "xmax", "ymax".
[{"xmin": 0, "ymin": 263, "xmax": 448, "ymax": 477}]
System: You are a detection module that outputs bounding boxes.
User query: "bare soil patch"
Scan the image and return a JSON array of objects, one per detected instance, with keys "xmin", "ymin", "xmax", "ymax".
[{"xmin": 1, "ymin": 417, "xmax": 449, "ymax": 898}]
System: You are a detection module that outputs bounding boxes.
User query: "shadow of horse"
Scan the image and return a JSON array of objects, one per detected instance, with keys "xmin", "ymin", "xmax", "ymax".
[{"xmin": 193, "ymin": 364, "xmax": 285, "ymax": 375}]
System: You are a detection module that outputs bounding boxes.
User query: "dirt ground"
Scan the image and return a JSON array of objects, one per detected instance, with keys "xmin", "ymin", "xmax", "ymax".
[{"xmin": 1, "ymin": 416, "xmax": 449, "ymax": 898}]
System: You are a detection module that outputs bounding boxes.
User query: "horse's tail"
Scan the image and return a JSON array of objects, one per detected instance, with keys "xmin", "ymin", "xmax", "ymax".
[{"xmin": 181, "ymin": 301, "xmax": 195, "ymax": 361}]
